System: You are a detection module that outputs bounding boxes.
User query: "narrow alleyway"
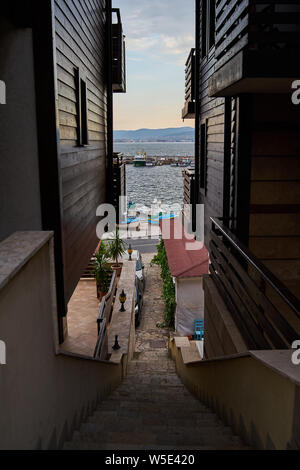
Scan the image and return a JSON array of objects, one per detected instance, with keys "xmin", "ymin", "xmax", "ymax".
[{"xmin": 64, "ymin": 255, "xmax": 248, "ymax": 450}]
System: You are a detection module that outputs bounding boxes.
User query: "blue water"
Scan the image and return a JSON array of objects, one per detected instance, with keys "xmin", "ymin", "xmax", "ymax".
[{"xmin": 125, "ymin": 164, "xmax": 184, "ymax": 208}]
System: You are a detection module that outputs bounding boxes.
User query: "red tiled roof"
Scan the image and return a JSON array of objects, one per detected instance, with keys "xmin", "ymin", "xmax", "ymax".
[{"xmin": 160, "ymin": 218, "xmax": 209, "ymax": 278}]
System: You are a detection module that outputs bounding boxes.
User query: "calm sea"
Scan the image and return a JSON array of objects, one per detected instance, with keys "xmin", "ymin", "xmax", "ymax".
[
  {"xmin": 113, "ymin": 142, "xmax": 194, "ymax": 208},
  {"xmin": 125, "ymin": 165, "xmax": 184, "ymax": 208},
  {"xmin": 114, "ymin": 141, "xmax": 194, "ymax": 157}
]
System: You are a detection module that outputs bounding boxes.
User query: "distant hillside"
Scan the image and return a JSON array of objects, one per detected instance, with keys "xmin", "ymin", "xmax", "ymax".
[{"xmin": 114, "ymin": 127, "xmax": 194, "ymax": 142}]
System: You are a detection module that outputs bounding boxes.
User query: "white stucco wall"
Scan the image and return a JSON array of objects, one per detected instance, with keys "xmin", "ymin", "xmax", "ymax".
[{"xmin": 175, "ymin": 277, "xmax": 204, "ymax": 336}]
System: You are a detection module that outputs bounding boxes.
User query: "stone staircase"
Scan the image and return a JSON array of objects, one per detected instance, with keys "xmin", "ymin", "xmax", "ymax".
[{"xmin": 64, "ymin": 355, "xmax": 249, "ymax": 450}]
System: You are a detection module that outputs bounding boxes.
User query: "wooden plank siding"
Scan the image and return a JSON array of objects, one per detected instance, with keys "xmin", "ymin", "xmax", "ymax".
[
  {"xmin": 54, "ymin": 0, "xmax": 108, "ymax": 303},
  {"xmin": 199, "ymin": 55, "xmax": 225, "ymax": 242},
  {"xmin": 248, "ymin": 94, "xmax": 300, "ymax": 304}
]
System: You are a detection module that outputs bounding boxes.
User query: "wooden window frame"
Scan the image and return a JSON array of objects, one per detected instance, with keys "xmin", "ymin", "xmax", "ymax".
[
  {"xmin": 75, "ymin": 68, "xmax": 89, "ymax": 147},
  {"xmin": 201, "ymin": 0, "xmax": 207, "ymax": 59},
  {"xmin": 201, "ymin": 0, "xmax": 215, "ymax": 59},
  {"xmin": 208, "ymin": 0, "xmax": 215, "ymax": 51},
  {"xmin": 200, "ymin": 120, "xmax": 208, "ymax": 195}
]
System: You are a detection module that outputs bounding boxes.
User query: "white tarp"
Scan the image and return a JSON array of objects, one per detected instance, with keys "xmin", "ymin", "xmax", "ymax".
[{"xmin": 175, "ymin": 277, "xmax": 204, "ymax": 336}]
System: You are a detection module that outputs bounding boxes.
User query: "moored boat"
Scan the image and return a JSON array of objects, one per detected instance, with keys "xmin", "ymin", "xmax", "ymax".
[{"xmin": 134, "ymin": 152, "xmax": 147, "ymax": 167}]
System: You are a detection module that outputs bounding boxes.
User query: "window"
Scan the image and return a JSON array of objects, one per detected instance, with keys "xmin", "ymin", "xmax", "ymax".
[
  {"xmin": 200, "ymin": 122, "xmax": 207, "ymax": 193},
  {"xmin": 80, "ymin": 79, "xmax": 88, "ymax": 145},
  {"xmin": 201, "ymin": 0, "xmax": 215, "ymax": 58},
  {"xmin": 201, "ymin": 0, "xmax": 207, "ymax": 59},
  {"xmin": 208, "ymin": 0, "xmax": 215, "ymax": 50},
  {"xmin": 75, "ymin": 68, "xmax": 89, "ymax": 146}
]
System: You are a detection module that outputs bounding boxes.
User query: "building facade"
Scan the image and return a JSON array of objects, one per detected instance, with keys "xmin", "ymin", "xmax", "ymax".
[
  {"xmin": 184, "ymin": 1, "xmax": 300, "ymax": 356},
  {"xmin": 0, "ymin": 0, "xmax": 125, "ymax": 342}
]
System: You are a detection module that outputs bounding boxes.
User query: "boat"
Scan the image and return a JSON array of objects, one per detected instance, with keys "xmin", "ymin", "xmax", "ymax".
[
  {"xmin": 134, "ymin": 152, "xmax": 147, "ymax": 167},
  {"xmin": 146, "ymin": 160, "xmax": 154, "ymax": 167}
]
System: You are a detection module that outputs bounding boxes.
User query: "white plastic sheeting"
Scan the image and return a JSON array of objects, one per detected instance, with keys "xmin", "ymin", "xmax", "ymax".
[{"xmin": 175, "ymin": 277, "xmax": 204, "ymax": 336}]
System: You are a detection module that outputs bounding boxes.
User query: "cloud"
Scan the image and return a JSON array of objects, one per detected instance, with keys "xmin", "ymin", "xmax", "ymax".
[
  {"xmin": 126, "ymin": 36, "xmax": 159, "ymax": 51},
  {"xmin": 162, "ymin": 35, "xmax": 195, "ymax": 56},
  {"xmin": 113, "ymin": 0, "xmax": 195, "ymax": 129},
  {"xmin": 114, "ymin": 0, "xmax": 195, "ymax": 64}
]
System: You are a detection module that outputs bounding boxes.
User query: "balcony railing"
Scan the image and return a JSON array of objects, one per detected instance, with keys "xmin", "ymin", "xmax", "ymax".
[
  {"xmin": 209, "ymin": 217, "xmax": 300, "ymax": 350},
  {"xmin": 112, "ymin": 9, "xmax": 126, "ymax": 93},
  {"xmin": 183, "ymin": 169, "xmax": 195, "ymax": 206},
  {"xmin": 112, "ymin": 152, "xmax": 126, "ymax": 223},
  {"xmin": 94, "ymin": 271, "xmax": 117, "ymax": 360},
  {"xmin": 182, "ymin": 48, "xmax": 196, "ymax": 119},
  {"xmin": 209, "ymin": 1, "xmax": 300, "ymax": 95}
]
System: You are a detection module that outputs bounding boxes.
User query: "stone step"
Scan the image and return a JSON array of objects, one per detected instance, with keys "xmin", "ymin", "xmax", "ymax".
[
  {"xmin": 95, "ymin": 402, "xmax": 210, "ymax": 416},
  {"xmin": 81, "ymin": 417, "xmax": 223, "ymax": 434},
  {"xmin": 67, "ymin": 429, "xmax": 242, "ymax": 448},
  {"xmin": 63, "ymin": 441, "xmax": 227, "ymax": 450},
  {"xmin": 107, "ymin": 392, "xmax": 203, "ymax": 404},
  {"xmin": 87, "ymin": 414, "xmax": 220, "ymax": 429}
]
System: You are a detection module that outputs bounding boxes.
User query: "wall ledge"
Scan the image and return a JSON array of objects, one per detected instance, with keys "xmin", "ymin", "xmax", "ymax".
[
  {"xmin": 0, "ymin": 231, "xmax": 53, "ymax": 290},
  {"xmin": 171, "ymin": 337, "xmax": 300, "ymax": 387},
  {"xmin": 250, "ymin": 350, "xmax": 300, "ymax": 388}
]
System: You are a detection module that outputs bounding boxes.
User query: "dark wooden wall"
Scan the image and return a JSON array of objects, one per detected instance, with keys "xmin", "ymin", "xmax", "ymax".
[
  {"xmin": 248, "ymin": 94, "xmax": 300, "ymax": 310},
  {"xmin": 54, "ymin": 0, "xmax": 108, "ymax": 303},
  {"xmin": 198, "ymin": 0, "xmax": 225, "ymax": 245}
]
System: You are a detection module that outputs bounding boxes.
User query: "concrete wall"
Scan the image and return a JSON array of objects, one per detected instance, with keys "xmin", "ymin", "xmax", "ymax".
[
  {"xmin": 203, "ymin": 275, "xmax": 248, "ymax": 359},
  {"xmin": 0, "ymin": 232, "xmax": 123, "ymax": 449},
  {"xmin": 169, "ymin": 339, "xmax": 300, "ymax": 450},
  {"xmin": 0, "ymin": 17, "xmax": 42, "ymax": 241},
  {"xmin": 108, "ymin": 261, "xmax": 136, "ymax": 367},
  {"xmin": 175, "ymin": 277, "xmax": 204, "ymax": 336}
]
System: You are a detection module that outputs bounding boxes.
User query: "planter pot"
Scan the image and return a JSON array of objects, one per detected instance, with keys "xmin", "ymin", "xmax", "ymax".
[
  {"xmin": 99, "ymin": 291, "xmax": 106, "ymax": 301},
  {"xmin": 96, "ymin": 284, "xmax": 106, "ymax": 300},
  {"xmin": 111, "ymin": 264, "xmax": 122, "ymax": 277}
]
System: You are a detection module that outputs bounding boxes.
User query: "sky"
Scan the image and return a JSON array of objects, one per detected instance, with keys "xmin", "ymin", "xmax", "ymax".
[{"xmin": 113, "ymin": 0, "xmax": 195, "ymax": 130}]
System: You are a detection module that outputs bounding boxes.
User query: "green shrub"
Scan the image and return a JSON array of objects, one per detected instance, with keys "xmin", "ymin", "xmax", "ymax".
[{"xmin": 151, "ymin": 239, "xmax": 176, "ymax": 328}]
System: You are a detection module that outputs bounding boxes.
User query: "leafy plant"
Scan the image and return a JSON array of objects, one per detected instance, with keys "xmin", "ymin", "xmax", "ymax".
[
  {"xmin": 93, "ymin": 242, "xmax": 112, "ymax": 295},
  {"xmin": 151, "ymin": 239, "xmax": 176, "ymax": 328},
  {"xmin": 107, "ymin": 228, "xmax": 126, "ymax": 267}
]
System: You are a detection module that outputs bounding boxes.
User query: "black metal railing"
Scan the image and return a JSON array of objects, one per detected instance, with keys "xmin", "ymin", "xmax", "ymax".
[{"xmin": 209, "ymin": 217, "xmax": 300, "ymax": 350}]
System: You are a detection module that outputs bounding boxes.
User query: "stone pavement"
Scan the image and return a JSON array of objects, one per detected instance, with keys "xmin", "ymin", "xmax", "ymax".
[
  {"xmin": 64, "ymin": 254, "xmax": 248, "ymax": 449},
  {"xmin": 133, "ymin": 253, "xmax": 173, "ymax": 368}
]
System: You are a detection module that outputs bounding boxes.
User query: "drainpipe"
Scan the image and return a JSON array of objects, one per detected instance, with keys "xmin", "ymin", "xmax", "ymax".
[
  {"xmin": 193, "ymin": 0, "xmax": 201, "ymax": 232},
  {"xmin": 106, "ymin": 0, "xmax": 113, "ymax": 204}
]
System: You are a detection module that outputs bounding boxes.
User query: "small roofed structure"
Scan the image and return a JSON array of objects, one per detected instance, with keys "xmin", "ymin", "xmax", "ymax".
[{"xmin": 160, "ymin": 218, "xmax": 209, "ymax": 336}]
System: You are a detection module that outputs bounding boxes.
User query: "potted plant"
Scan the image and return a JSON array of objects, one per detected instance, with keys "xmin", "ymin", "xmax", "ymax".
[
  {"xmin": 93, "ymin": 242, "xmax": 112, "ymax": 300},
  {"xmin": 107, "ymin": 228, "xmax": 126, "ymax": 276}
]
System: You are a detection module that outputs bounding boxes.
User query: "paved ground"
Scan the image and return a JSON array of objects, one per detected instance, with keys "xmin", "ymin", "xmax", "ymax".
[
  {"xmin": 133, "ymin": 253, "xmax": 172, "ymax": 366},
  {"xmin": 123, "ymin": 238, "xmax": 160, "ymax": 254}
]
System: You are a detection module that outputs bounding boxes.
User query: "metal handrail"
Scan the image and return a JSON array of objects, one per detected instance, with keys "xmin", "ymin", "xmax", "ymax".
[
  {"xmin": 94, "ymin": 317, "xmax": 107, "ymax": 359},
  {"xmin": 211, "ymin": 217, "xmax": 300, "ymax": 318}
]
